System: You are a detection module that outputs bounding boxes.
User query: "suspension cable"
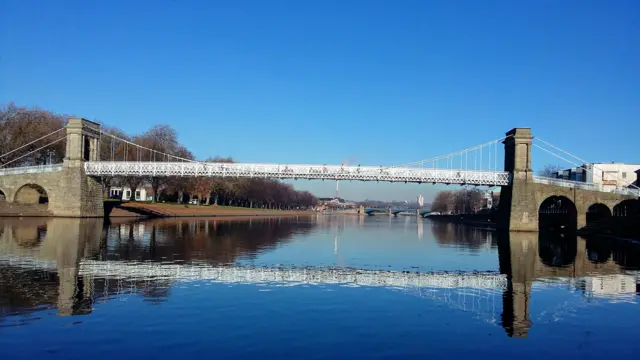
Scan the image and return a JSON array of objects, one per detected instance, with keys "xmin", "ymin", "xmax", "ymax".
[
  {"xmin": 534, "ymin": 137, "xmax": 588, "ymax": 165},
  {"xmin": 98, "ymin": 130, "xmax": 198, "ymax": 163},
  {"xmin": 532, "ymin": 144, "xmax": 582, "ymax": 169},
  {"xmin": 533, "ymin": 143, "xmax": 639, "ymax": 190},
  {"xmin": 388, "ymin": 135, "xmax": 511, "ymax": 169},
  {"xmin": 0, "ymin": 136, "xmax": 67, "ymax": 168},
  {"xmin": 533, "ymin": 138, "xmax": 639, "ymax": 190},
  {"xmin": 0, "ymin": 128, "xmax": 65, "ymax": 159}
]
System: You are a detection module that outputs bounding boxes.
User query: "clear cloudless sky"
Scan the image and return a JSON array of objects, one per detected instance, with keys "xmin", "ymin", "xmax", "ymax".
[{"xmin": 1, "ymin": 0, "xmax": 638, "ymax": 201}]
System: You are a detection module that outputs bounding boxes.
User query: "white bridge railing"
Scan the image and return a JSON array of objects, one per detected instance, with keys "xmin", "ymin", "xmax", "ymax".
[
  {"xmin": 534, "ymin": 176, "xmax": 640, "ymax": 196},
  {"xmin": 1, "ymin": 162, "xmax": 635, "ymax": 196},
  {"xmin": 612, "ymin": 188, "xmax": 640, "ymax": 197},
  {"xmin": 533, "ymin": 176, "xmax": 600, "ymax": 190},
  {"xmin": 83, "ymin": 161, "xmax": 511, "ymax": 186},
  {"xmin": 0, "ymin": 164, "xmax": 63, "ymax": 176}
]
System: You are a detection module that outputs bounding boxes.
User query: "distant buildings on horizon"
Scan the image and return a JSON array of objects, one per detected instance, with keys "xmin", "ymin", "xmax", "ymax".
[
  {"xmin": 551, "ymin": 162, "xmax": 640, "ymax": 193},
  {"xmin": 316, "ymin": 197, "xmax": 357, "ymax": 209}
]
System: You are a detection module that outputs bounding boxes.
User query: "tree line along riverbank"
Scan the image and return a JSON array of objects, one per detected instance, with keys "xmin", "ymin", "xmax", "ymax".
[{"xmin": 1, "ymin": 103, "xmax": 318, "ymax": 210}]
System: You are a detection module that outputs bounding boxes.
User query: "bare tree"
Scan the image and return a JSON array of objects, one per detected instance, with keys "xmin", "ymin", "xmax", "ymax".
[
  {"xmin": 0, "ymin": 103, "xmax": 67, "ymax": 167},
  {"xmin": 193, "ymin": 177, "xmax": 214, "ymax": 205},
  {"xmin": 2, "ymin": 103, "xmax": 319, "ymax": 208},
  {"xmin": 538, "ymin": 164, "xmax": 563, "ymax": 178},
  {"xmin": 453, "ymin": 189, "xmax": 484, "ymax": 214},
  {"xmin": 433, "ymin": 188, "xmax": 484, "ymax": 214},
  {"xmin": 432, "ymin": 190, "xmax": 454, "ymax": 213},
  {"xmin": 164, "ymin": 146, "xmax": 195, "ymax": 203},
  {"xmin": 134, "ymin": 125, "xmax": 182, "ymax": 202}
]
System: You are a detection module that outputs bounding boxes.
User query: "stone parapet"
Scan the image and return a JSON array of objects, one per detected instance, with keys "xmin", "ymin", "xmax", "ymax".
[{"xmin": 0, "ymin": 168, "xmax": 103, "ymax": 217}]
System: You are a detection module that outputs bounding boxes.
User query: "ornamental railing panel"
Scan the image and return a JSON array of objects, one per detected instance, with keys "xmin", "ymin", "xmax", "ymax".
[
  {"xmin": 533, "ymin": 176, "xmax": 599, "ymax": 191},
  {"xmin": 84, "ymin": 161, "xmax": 512, "ymax": 186}
]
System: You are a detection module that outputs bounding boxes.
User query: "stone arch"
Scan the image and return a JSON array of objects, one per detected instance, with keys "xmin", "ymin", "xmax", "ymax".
[
  {"xmin": 0, "ymin": 188, "xmax": 6, "ymax": 202},
  {"xmin": 538, "ymin": 195, "xmax": 577, "ymax": 231},
  {"xmin": 612, "ymin": 199, "xmax": 640, "ymax": 217},
  {"xmin": 586, "ymin": 203, "xmax": 612, "ymax": 225},
  {"xmin": 612, "ymin": 199, "xmax": 640, "ymax": 239},
  {"xmin": 14, "ymin": 183, "xmax": 50, "ymax": 208}
]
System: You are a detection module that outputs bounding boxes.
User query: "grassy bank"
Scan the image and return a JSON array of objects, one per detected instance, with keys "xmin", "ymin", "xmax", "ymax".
[{"xmin": 108, "ymin": 201, "xmax": 316, "ymax": 218}]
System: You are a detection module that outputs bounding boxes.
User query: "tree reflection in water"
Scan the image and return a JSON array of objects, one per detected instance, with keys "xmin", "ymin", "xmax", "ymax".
[
  {"xmin": 100, "ymin": 217, "xmax": 316, "ymax": 264},
  {"xmin": 0, "ymin": 216, "xmax": 639, "ymax": 339},
  {"xmin": 0, "ymin": 217, "xmax": 317, "ymax": 320}
]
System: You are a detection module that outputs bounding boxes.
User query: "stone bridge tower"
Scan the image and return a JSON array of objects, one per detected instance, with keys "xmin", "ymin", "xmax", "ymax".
[
  {"xmin": 0, "ymin": 118, "xmax": 104, "ymax": 217},
  {"xmin": 498, "ymin": 128, "xmax": 538, "ymax": 231},
  {"xmin": 64, "ymin": 118, "xmax": 102, "ymax": 167},
  {"xmin": 497, "ymin": 128, "xmax": 630, "ymax": 232},
  {"xmin": 58, "ymin": 118, "xmax": 104, "ymax": 217}
]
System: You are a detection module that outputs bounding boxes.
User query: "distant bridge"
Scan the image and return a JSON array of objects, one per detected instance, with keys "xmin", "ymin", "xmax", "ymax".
[{"xmin": 363, "ymin": 208, "xmax": 431, "ymax": 216}]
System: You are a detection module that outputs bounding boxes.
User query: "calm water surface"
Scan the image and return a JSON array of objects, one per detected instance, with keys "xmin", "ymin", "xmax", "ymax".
[{"xmin": 1, "ymin": 215, "xmax": 639, "ymax": 359}]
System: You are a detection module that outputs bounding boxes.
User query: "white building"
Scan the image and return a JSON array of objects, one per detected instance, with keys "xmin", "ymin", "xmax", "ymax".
[
  {"xmin": 109, "ymin": 186, "xmax": 153, "ymax": 201},
  {"xmin": 585, "ymin": 163, "xmax": 640, "ymax": 192},
  {"xmin": 555, "ymin": 163, "xmax": 640, "ymax": 193}
]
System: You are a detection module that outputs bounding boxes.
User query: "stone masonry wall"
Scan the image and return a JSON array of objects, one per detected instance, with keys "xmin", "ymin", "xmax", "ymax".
[
  {"xmin": 499, "ymin": 181, "xmax": 631, "ymax": 231},
  {"xmin": 0, "ymin": 168, "xmax": 104, "ymax": 217}
]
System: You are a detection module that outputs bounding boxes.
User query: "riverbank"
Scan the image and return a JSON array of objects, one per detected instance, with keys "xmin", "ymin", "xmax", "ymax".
[
  {"xmin": 107, "ymin": 201, "xmax": 316, "ymax": 218},
  {"xmin": 427, "ymin": 214, "xmax": 496, "ymax": 230}
]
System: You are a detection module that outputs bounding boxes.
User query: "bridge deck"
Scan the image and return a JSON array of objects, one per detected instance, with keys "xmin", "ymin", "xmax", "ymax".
[
  {"xmin": 82, "ymin": 161, "xmax": 510, "ymax": 185},
  {"xmin": 1, "ymin": 162, "xmax": 636, "ymax": 195}
]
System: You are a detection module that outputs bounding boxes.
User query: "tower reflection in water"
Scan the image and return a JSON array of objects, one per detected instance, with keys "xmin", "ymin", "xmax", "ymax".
[
  {"xmin": 499, "ymin": 229, "xmax": 640, "ymax": 338},
  {"xmin": 0, "ymin": 217, "xmax": 638, "ymax": 339},
  {"xmin": 431, "ymin": 220, "xmax": 640, "ymax": 338},
  {"xmin": 0, "ymin": 217, "xmax": 315, "ymax": 319}
]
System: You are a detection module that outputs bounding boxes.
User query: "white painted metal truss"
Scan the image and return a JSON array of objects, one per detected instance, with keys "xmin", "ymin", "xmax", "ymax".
[{"xmin": 84, "ymin": 161, "xmax": 512, "ymax": 186}]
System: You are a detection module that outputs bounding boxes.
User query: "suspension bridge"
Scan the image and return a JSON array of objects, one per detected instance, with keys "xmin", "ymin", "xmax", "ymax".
[{"xmin": 0, "ymin": 118, "xmax": 638, "ymax": 230}]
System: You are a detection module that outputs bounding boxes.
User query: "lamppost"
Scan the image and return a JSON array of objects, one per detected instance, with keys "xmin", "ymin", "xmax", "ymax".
[{"xmin": 46, "ymin": 149, "xmax": 56, "ymax": 165}]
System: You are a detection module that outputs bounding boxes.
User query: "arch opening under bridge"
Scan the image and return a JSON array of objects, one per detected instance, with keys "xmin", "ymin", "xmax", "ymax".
[
  {"xmin": 613, "ymin": 199, "xmax": 640, "ymax": 217},
  {"xmin": 586, "ymin": 203, "xmax": 612, "ymax": 226},
  {"xmin": 14, "ymin": 184, "xmax": 50, "ymax": 208},
  {"xmin": 538, "ymin": 196, "xmax": 577, "ymax": 231}
]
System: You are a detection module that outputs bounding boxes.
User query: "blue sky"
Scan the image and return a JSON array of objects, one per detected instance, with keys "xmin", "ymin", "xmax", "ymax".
[{"xmin": 1, "ymin": 0, "xmax": 638, "ymax": 201}]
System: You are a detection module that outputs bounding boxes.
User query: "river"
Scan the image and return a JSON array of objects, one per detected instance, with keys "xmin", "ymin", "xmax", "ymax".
[{"xmin": 1, "ymin": 215, "xmax": 639, "ymax": 359}]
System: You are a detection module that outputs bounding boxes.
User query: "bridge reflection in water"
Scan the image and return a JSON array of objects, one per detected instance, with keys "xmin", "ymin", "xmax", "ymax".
[{"xmin": 0, "ymin": 217, "xmax": 638, "ymax": 338}]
